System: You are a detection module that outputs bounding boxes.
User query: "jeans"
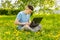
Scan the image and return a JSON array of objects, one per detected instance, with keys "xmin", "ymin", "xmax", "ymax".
[{"xmin": 17, "ymin": 24, "xmax": 41, "ymax": 32}]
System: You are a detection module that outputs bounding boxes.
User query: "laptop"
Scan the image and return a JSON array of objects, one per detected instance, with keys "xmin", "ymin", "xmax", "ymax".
[{"xmin": 29, "ymin": 17, "xmax": 43, "ymax": 28}]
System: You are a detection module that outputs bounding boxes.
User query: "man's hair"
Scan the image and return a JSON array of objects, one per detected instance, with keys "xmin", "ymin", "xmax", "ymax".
[{"xmin": 27, "ymin": 5, "xmax": 34, "ymax": 11}]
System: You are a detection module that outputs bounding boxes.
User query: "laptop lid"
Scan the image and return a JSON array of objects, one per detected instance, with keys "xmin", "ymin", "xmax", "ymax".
[{"xmin": 30, "ymin": 17, "xmax": 43, "ymax": 28}]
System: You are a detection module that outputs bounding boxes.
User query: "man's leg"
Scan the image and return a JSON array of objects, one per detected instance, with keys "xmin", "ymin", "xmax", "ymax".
[
  {"xmin": 32, "ymin": 24, "xmax": 41, "ymax": 32},
  {"xmin": 21, "ymin": 25, "xmax": 34, "ymax": 31},
  {"xmin": 21, "ymin": 24, "xmax": 41, "ymax": 32}
]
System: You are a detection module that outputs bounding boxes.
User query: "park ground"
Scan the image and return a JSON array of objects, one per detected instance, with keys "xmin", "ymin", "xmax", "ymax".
[{"xmin": 0, "ymin": 14, "xmax": 60, "ymax": 40}]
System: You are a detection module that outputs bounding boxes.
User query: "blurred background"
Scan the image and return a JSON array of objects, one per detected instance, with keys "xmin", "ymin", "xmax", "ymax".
[{"xmin": 0, "ymin": 0, "xmax": 60, "ymax": 15}]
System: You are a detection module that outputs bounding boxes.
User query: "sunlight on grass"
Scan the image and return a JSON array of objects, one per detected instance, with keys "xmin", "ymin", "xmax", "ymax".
[{"xmin": 0, "ymin": 14, "xmax": 60, "ymax": 40}]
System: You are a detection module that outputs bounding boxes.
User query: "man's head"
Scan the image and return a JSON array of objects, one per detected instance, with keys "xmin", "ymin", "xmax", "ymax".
[{"xmin": 25, "ymin": 5, "xmax": 34, "ymax": 14}]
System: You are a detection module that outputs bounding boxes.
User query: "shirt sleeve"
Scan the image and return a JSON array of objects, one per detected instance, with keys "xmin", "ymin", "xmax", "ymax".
[{"xmin": 16, "ymin": 12, "xmax": 22, "ymax": 21}]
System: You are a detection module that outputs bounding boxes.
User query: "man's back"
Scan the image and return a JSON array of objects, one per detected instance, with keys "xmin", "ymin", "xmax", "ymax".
[{"xmin": 16, "ymin": 11, "xmax": 30, "ymax": 29}]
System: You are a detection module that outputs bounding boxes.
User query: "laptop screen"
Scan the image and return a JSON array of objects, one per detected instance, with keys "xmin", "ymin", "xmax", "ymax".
[
  {"xmin": 32, "ymin": 17, "xmax": 43, "ymax": 23},
  {"xmin": 30, "ymin": 17, "xmax": 43, "ymax": 28}
]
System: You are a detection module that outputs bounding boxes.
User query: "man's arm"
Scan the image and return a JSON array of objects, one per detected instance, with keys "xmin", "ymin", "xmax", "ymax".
[
  {"xmin": 14, "ymin": 19, "xmax": 26, "ymax": 25},
  {"xmin": 14, "ymin": 18, "xmax": 30, "ymax": 25},
  {"xmin": 27, "ymin": 20, "xmax": 31, "ymax": 25}
]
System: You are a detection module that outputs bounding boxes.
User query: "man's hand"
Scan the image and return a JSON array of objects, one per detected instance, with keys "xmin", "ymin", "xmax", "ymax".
[
  {"xmin": 24, "ymin": 24, "xmax": 29, "ymax": 27},
  {"xmin": 23, "ymin": 22, "xmax": 30, "ymax": 27},
  {"xmin": 25, "ymin": 22, "xmax": 30, "ymax": 25}
]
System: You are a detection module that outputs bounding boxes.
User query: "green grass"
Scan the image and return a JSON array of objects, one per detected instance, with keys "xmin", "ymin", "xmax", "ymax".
[{"xmin": 0, "ymin": 14, "xmax": 60, "ymax": 40}]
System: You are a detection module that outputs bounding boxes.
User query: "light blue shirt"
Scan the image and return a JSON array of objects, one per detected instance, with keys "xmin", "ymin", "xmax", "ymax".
[{"xmin": 16, "ymin": 11, "xmax": 30, "ymax": 30}]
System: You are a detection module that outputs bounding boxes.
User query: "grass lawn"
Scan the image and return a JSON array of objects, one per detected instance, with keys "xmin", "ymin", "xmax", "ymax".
[{"xmin": 0, "ymin": 14, "xmax": 60, "ymax": 40}]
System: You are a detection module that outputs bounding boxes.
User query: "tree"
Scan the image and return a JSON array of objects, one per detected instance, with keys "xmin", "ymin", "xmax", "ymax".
[{"xmin": 1, "ymin": 0, "xmax": 55, "ymax": 10}]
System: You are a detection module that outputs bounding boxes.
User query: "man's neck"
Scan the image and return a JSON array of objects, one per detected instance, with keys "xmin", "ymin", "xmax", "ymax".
[{"xmin": 24, "ymin": 10, "xmax": 28, "ymax": 14}]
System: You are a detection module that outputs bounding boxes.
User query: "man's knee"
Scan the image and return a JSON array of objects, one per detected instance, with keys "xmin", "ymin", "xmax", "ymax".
[
  {"xmin": 32, "ymin": 24, "xmax": 42, "ymax": 32},
  {"xmin": 39, "ymin": 24, "xmax": 42, "ymax": 29}
]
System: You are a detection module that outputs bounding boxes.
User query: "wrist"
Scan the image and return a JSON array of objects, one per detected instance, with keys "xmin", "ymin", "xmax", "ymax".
[{"xmin": 21, "ymin": 23, "xmax": 26, "ymax": 25}]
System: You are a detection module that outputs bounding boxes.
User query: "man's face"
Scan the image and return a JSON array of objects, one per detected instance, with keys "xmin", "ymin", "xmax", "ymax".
[{"xmin": 25, "ymin": 7, "xmax": 32, "ymax": 14}]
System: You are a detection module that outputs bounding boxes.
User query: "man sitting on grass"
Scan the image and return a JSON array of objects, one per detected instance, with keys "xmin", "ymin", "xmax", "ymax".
[{"xmin": 14, "ymin": 5, "xmax": 41, "ymax": 32}]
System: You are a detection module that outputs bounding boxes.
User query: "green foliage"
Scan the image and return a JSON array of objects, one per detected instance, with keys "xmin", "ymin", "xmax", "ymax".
[
  {"xmin": 0, "ymin": 9, "xmax": 20, "ymax": 15},
  {"xmin": 0, "ymin": 0, "xmax": 55, "ymax": 15}
]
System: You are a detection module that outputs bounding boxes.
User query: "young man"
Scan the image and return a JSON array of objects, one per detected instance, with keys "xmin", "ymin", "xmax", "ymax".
[{"xmin": 14, "ymin": 5, "xmax": 41, "ymax": 32}]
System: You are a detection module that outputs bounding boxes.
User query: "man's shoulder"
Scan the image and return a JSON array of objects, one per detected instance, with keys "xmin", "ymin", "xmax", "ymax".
[{"xmin": 18, "ymin": 11, "xmax": 24, "ymax": 14}]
